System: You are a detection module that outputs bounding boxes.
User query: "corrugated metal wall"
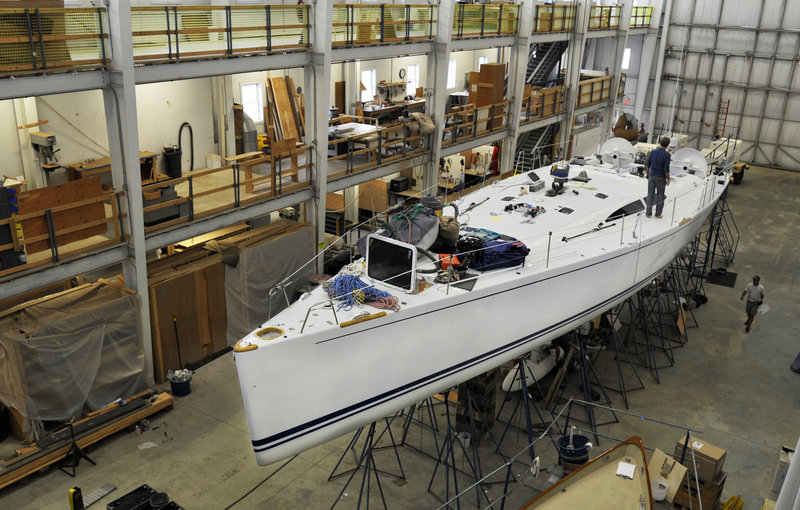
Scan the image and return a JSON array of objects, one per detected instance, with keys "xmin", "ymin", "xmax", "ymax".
[{"xmin": 656, "ymin": 0, "xmax": 800, "ymax": 170}]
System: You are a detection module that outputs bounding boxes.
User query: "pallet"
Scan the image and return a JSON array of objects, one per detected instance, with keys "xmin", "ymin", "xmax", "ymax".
[{"xmin": 0, "ymin": 392, "xmax": 174, "ymax": 491}]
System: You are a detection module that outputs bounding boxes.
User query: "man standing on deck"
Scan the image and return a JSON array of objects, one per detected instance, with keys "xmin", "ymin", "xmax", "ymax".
[
  {"xmin": 740, "ymin": 275, "xmax": 765, "ymax": 333},
  {"xmin": 645, "ymin": 137, "xmax": 671, "ymax": 218}
]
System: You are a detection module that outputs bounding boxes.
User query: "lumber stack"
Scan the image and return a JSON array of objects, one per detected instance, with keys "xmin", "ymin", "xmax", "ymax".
[
  {"xmin": 265, "ymin": 76, "xmax": 305, "ymax": 143},
  {"xmin": 0, "ymin": 391, "xmax": 173, "ymax": 491},
  {"xmin": 148, "ymin": 220, "xmax": 311, "ymax": 382}
]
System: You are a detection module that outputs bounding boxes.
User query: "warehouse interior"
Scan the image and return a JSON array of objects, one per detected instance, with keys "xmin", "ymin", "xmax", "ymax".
[{"xmin": 0, "ymin": 0, "xmax": 798, "ymax": 509}]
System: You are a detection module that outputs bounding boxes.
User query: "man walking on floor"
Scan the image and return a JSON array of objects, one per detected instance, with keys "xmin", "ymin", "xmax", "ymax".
[
  {"xmin": 645, "ymin": 137, "xmax": 671, "ymax": 218},
  {"xmin": 740, "ymin": 275, "xmax": 765, "ymax": 333}
]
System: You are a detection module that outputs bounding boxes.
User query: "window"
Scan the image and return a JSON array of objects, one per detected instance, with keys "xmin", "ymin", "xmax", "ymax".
[
  {"xmin": 478, "ymin": 56, "xmax": 488, "ymax": 68},
  {"xmin": 240, "ymin": 83, "xmax": 264, "ymax": 123},
  {"xmin": 361, "ymin": 68, "xmax": 376, "ymax": 103},
  {"xmin": 621, "ymin": 48, "xmax": 631, "ymax": 70},
  {"xmin": 447, "ymin": 59, "xmax": 457, "ymax": 89},
  {"xmin": 406, "ymin": 64, "xmax": 420, "ymax": 96}
]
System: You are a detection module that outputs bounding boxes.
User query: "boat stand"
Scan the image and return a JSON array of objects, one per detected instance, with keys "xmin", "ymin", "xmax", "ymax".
[
  {"xmin": 667, "ymin": 250, "xmax": 701, "ymax": 332},
  {"xmin": 58, "ymin": 421, "xmax": 96, "ymax": 477},
  {"xmin": 555, "ymin": 332, "xmax": 618, "ymax": 445},
  {"xmin": 328, "ymin": 414, "xmax": 405, "ymax": 510},
  {"xmin": 629, "ymin": 282, "xmax": 677, "ymax": 383},
  {"xmin": 398, "ymin": 396, "xmax": 442, "ymax": 461},
  {"xmin": 427, "ymin": 388, "xmax": 496, "ymax": 510},
  {"xmin": 494, "ymin": 354, "xmax": 560, "ymax": 463},
  {"xmin": 595, "ymin": 308, "xmax": 645, "ymax": 409},
  {"xmin": 696, "ymin": 186, "xmax": 739, "ymax": 275}
]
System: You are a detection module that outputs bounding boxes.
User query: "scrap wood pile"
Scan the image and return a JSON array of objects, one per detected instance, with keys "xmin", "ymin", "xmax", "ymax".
[
  {"xmin": 0, "ymin": 391, "xmax": 174, "ymax": 491},
  {"xmin": 264, "ymin": 76, "xmax": 305, "ymax": 147}
]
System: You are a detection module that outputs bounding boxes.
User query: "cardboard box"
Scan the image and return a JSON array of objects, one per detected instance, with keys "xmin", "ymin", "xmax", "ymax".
[
  {"xmin": 773, "ymin": 445, "xmax": 795, "ymax": 492},
  {"xmin": 673, "ymin": 470, "xmax": 726, "ymax": 510},
  {"xmin": 674, "ymin": 435, "xmax": 726, "ymax": 481}
]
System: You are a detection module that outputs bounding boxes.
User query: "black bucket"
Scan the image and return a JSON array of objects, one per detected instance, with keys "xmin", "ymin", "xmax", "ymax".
[
  {"xmin": 162, "ymin": 146, "xmax": 182, "ymax": 179},
  {"xmin": 557, "ymin": 434, "xmax": 592, "ymax": 465},
  {"xmin": 168, "ymin": 377, "xmax": 191, "ymax": 397}
]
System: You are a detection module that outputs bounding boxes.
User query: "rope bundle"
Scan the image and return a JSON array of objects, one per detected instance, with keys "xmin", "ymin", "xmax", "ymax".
[{"xmin": 323, "ymin": 274, "xmax": 400, "ymax": 311}]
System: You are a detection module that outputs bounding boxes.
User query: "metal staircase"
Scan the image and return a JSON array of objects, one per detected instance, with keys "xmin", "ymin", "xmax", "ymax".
[
  {"xmin": 515, "ymin": 124, "xmax": 556, "ymax": 172},
  {"xmin": 526, "ymin": 41, "xmax": 569, "ymax": 86},
  {"xmin": 511, "ymin": 42, "xmax": 568, "ymax": 165}
]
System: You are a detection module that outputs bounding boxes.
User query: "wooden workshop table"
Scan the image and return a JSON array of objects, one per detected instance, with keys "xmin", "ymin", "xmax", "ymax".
[{"xmin": 64, "ymin": 151, "xmax": 160, "ymax": 184}]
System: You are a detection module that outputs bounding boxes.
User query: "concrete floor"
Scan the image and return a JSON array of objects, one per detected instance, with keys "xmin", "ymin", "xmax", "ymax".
[{"xmin": 1, "ymin": 165, "xmax": 798, "ymax": 509}]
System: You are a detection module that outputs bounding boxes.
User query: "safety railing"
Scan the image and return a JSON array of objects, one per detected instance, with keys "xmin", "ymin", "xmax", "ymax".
[
  {"xmin": 442, "ymin": 101, "xmax": 510, "ymax": 147},
  {"xmin": 520, "ymin": 85, "xmax": 567, "ymax": 125},
  {"xmin": 630, "ymin": 6, "xmax": 652, "ymax": 28},
  {"xmin": 332, "ymin": 4, "xmax": 436, "ymax": 47},
  {"xmin": 131, "ymin": 5, "xmax": 309, "ymax": 65},
  {"xmin": 576, "ymin": 74, "xmax": 625, "ymax": 107},
  {"xmin": 0, "ymin": 188, "xmax": 124, "ymax": 279},
  {"xmin": 327, "ymin": 119, "xmax": 429, "ymax": 181},
  {"xmin": 587, "ymin": 5, "xmax": 620, "ymax": 30},
  {"xmin": 532, "ymin": 3, "xmax": 577, "ymax": 33},
  {"xmin": 452, "ymin": 3, "xmax": 519, "ymax": 39},
  {"xmin": 0, "ymin": 7, "xmax": 109, "ymax": 76},
  {"xmin": 141, "ymin": 144, "xmax": 313, "ymax": 233}
]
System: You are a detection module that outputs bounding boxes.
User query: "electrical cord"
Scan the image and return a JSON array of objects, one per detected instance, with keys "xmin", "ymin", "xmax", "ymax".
[{"xmin": 223, "ymin": 454, "xmax": 297, "ymax": 509}]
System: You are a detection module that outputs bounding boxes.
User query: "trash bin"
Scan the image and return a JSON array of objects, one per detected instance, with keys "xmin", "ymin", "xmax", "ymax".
[
  {"xmin": 557, "ymin": 433, "xmax": 592, "ymax": 465},
  {"xmin": 162, "ymin": 146, "xmax": 182, "ymax": 179}
]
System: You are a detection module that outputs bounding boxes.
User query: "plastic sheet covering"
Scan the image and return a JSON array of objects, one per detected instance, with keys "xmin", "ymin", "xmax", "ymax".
[
  {"xmin": 0, "ymin": 283, "xmax": 145, "ymax": 440},
  {"xmin": 226, "ymin": 226, "xmax": 315, "ymax": 345}
]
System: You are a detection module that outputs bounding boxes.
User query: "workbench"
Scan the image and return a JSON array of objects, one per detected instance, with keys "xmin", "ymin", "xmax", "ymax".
[
  {"xmin": 361, "ymin": 99, "xmax": 425, "ymax": 124},
  {"xmin": 64, "ymin": 151, "xmax": 160, "ymax": 185}
]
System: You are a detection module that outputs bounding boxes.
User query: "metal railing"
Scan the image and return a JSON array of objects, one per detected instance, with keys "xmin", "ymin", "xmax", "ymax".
[
  {"xmin": 532, "ymin": 3, "xmax": 577, "ymax": 33},
  {"xmin": 452, "ymin": 3, "xmax": 519, "ymax": 39},
  {"xmin": 141, "ymin": 145, "xmax": 313, "ymax": 233},
  {"xmin": 442, "ymin": 101, "xmax": 510, "ymax": 147},
  {"xmin": 0, "ymin": 7, "xmax": 108, "ymax": 76},
  {"xmin": 327, "ymin": 118, "xmax": 429, "ymax": 181},
  {"xmin": 131, "ymin": 5, "xmax": 309, "ymax": 64},
  {"xmin": 587, "ymin": 5, "xmax": 620, "ymax": 30},
  {"xmin": 332, "ymin": 4, "xmax": 436, "ymax": 47},
  {"xmin": 576, "ymin": 74, "xmax": 626, "ymax": 107},
  {"xmin": 520, "ymin": 85, "xmax": 567, "ymax": 125},
  {"xmin": 630, "ymin": 6, "xmax": 652, "ymax": 28},
  {"xmin": 0, "ymin": 189, "xmax": 124, "ymax": 279}
]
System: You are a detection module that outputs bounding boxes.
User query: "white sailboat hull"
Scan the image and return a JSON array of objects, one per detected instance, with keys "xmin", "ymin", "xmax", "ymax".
[{"xmin": 236, "ymin": 212, "xmax": 711, "ymax": 465}]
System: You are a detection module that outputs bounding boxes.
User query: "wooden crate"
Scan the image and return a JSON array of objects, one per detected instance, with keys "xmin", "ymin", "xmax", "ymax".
[{"xmin": 18, "ymin": 177, "xmax": 106, "ymax": 255}]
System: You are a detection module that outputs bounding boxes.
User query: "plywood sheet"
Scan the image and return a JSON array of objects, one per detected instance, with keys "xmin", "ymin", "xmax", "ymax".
[
  {"xmin": 358, "ymin": 180, "xmax": 388, "ymax": 212},
  {"xmin": 19, "ymin": 177, "xmax": 106, "ymax": 255},
  {"xmin": 149, "ymin": 273, "xmax": 205, "ymax": 382},
  {"xmin": 204, "ymin": 263, "xmax": 228, "ymax": 354},
  {"xmin": 270, "ymin": 77, "xmax": 300, "ymax": 142}
]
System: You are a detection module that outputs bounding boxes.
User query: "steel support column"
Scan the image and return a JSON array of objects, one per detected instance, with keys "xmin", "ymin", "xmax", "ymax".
[
  {"xmin": 423, "ymin": 1, "xmax": 454, "ymax": 194},
  {"xmin": 104, "ymin": 0, "xmax": 153, "ymax": 384},
  {"xmin": 499, "ymin": 0, "xmax": 535, "ymax": 175}
]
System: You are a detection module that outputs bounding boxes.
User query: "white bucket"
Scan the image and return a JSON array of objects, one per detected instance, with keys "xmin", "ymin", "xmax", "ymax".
[
  {"xmin": 650, "ymin": 478, "xmax": 669, "ymax": 501},
  {"xmin": 206, "ymin": 153, "xmax": 222, "ymax": 169}
]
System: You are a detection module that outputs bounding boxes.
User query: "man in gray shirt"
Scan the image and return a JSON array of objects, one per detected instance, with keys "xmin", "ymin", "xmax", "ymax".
[{"xmin": 740, "ymin": 275, "xmax": 765, "ymax": 332}]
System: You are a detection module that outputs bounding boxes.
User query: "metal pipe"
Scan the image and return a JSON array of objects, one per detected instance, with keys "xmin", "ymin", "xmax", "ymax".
[{"xmin": 546, "ymin": 231, "xmax": 552, "ymax": 268}]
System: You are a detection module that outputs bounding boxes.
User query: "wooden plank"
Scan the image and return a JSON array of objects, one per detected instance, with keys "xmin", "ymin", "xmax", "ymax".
[
  {"xmin": 334, "ymin": 81, "xmax": 345, "ymax": 115},
  {"xmin": 270, "ymin": 77, "xmax": 300, "ymax": 142},
  {"xmin": 0, "ymin": 393, "xmax": 173, "ymax": 491},
  {"xmin": 19, "ymin": 177, "xmax": 106, "ymax": 254},
  {"xmin": 287, "ymin": 76, "xmax": 305, "ymax": 135},
  {"xmin": 358, "ymin": 180, "xmax": 388, "ymax": 213},
  {"xmin": 205, "ymin": 263, "xmax": 229, "ymax": 354}
]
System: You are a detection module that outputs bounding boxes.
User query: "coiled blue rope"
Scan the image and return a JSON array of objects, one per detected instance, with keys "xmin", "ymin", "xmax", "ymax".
[{"xmin": 323, "ymin": 274, "xmax": 394, "ymax": 311}]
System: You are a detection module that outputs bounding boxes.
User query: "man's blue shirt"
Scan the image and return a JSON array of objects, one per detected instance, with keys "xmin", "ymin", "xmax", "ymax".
[{"xmin": 646, "ymin": 147, "xmax": 671, "ymax": 177}]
